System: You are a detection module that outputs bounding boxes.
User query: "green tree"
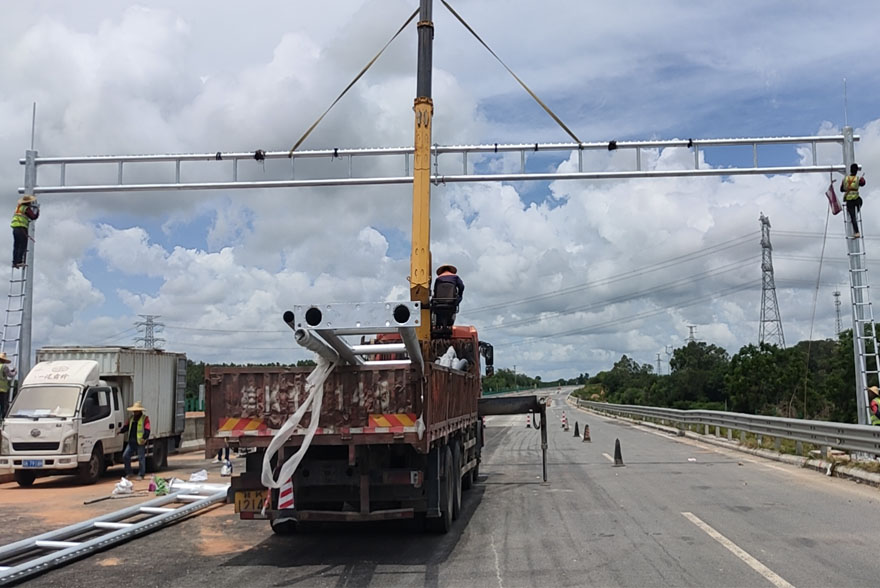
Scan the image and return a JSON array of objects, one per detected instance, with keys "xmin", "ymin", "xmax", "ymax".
[
  {"xmin": 668, "ymin": 342, "xmax": 729, "ymax": 408},
  {"xmin": 725, "ymin": 343, "xmax": 799, "ymax": 415},
  {"xmin": 185, "ymin": 360, "xmax": 205, "ymax": 399}
]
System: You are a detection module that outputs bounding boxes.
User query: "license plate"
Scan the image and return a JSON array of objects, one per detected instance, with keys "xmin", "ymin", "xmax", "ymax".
[
  {"xmin": 22, "ymin": 460, "xmax": 43, "ymax": 468},
  {"xmin": 234, "ymin": 489, "xmax": 266, "ymax": 513}
]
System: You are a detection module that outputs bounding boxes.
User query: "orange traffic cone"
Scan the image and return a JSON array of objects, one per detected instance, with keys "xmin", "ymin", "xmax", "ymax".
[{"xmin": 582, "ymin": 424, "xmax": 591, "ymax": 442}]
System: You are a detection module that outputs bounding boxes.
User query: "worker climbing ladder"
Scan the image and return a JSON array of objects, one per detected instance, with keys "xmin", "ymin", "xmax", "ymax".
[
  {"xmin": 845, "ymin": 208, "xmax": 880, "ymax": 424},
  {"xmin": 0, "ymin": 265, "xmax": 27, "ymax": 378}
]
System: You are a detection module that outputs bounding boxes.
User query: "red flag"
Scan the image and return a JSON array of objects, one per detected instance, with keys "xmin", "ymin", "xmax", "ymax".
[{"xmin": 825, "ymin": 183, "xmax": 842, "ymax": 215}]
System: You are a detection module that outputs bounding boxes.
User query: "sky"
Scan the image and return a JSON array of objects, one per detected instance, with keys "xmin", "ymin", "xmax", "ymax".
[{"xmin": 1, "ymin": 0, "xmax": 880, "ymax": 381}]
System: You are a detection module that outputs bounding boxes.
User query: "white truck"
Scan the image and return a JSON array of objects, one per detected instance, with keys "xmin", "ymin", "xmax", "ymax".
[{"xmin": 0, "ymin": 347, "xmax": 186, "ymax": 487}]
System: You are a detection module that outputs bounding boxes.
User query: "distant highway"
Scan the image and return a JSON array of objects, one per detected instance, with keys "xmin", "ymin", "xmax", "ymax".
[{"xmin": 21, "ymin": 390, "xmax": 880, "ymax": 587}]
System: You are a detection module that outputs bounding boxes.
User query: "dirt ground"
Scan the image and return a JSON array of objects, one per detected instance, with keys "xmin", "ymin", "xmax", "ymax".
[{"xmin": 0, "ymin": 448, "xmax": 237, "ymax": 545}]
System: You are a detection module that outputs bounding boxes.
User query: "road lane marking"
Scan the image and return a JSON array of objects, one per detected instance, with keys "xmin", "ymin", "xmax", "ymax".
[
  {"xmin": 602, "ymin": 453, "xmax": 614, "ymax": 462},
  {"xmin": 681, "ymin": 512, "xmax": 794, "ymax": 588},
  {"xmin": 490, "ymin": 532, "xmax": 504, "ymax": 588}
]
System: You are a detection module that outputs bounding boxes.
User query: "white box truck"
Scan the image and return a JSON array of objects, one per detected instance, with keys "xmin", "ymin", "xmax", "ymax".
[{"xmin": 0, "ymin": 347, "xmax": 186, "ymax": 487}]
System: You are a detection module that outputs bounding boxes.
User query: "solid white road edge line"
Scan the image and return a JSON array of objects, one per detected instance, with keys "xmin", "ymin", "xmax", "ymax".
[{"xmin": 681, "ymin": 511, "xmax": 794, "ymax": 588}]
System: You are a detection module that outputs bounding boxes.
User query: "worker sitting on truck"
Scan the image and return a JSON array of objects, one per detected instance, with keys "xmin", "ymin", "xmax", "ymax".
[
  {"xmin": 432, "ymin": 264, "xmax": 465, "ymax": 328},
  {"xmin": 120, "ymin": 401, "xmax": 151, "ymax": 480}
]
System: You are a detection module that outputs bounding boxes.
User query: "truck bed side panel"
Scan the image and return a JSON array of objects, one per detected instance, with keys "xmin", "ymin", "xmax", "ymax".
[{"xmin": 206, "ymin": 363, "xmax": 478, "ymax": 448}]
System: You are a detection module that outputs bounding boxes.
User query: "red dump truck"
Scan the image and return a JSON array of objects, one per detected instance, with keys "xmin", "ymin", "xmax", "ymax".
[{"xmin": 205, "ymin": 301, "xmax": 501, "ymax": 533}]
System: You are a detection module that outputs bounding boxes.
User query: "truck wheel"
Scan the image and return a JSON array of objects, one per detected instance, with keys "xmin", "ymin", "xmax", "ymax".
[
  {"xmin": 270, "ymin": 517, "xmax": 298, "ymax": 535},
  {"xmin": 78, "ymin": 447, "xmax": 103, "ymax": 485},
  {"xmin": 451, "ymin": 442, "xmax": 462, "ymax": 520},
  {"xmin": 146, "ymin": 440, "xmax": 167, "ymax": 473},
  {"xmin": 426, "ymin": 446, "xmax": 454, "ymax": 534},
  {"xmin": 14, "ymin": 470, "xmax": 36, "ymax": 487}
]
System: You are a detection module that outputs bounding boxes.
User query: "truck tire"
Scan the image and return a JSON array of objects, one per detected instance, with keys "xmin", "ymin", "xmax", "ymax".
[
  {"xmin": 78, "ymin": 446, "xmax": 103, "ymax": 485},
  {"xmin": 270, "ymin": 517, "xmax": 298, "ymax": 535},
  {"xmin": 451, "ymin": 441, "xmax": 462, "ymax": 520},
  {"xmin": 426, "ymin": 446, "xmax": 454, "ymax": 534},
  {"xmin": 146, "ymin": 439, "xmax": 167, "ymax": 473},
  {"xmin": 14, "ymin": 470, "xmax": 36, "ymax": 488}
]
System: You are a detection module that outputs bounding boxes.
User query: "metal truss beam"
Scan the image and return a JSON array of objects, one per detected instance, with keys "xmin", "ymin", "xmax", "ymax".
[{"xmin": 19, "ymin": 134, "xmax": 857, "ymax": 195}]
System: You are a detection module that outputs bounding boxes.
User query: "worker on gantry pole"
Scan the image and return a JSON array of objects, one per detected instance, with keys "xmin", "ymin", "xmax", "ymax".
[{"xmin": 410, "ymin": 0, "xmax": 434, "ymax": 342}]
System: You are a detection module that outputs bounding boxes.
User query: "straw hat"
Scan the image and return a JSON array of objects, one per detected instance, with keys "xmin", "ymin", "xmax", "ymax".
[
  {"xmin": 0, "ymin": 353, "xmax": 10, "ymax": 364},
  {"xmin": 127, "ymin": 401, "xmax": 146, "ymax": 412},
  {"xmin": 17, "ymin": 195, "xmax": 36, "ymax": 205},
  {"xmin": 869, "ymin": 386, "xmax": 880, "ymax": 397},
  {"xmin": 436, "ymin": 264, "xmax": 458, "ymax": 276}
]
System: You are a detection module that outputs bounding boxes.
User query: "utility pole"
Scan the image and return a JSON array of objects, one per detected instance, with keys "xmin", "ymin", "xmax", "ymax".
[
  {"xmin": 513, "ymin": 364, "xmax": 517, "ymax": 390},
  {"xmin": 758, "ymin": 213, "xmax": 785, "ymax": 347},
  {"xmin": 134, "ymin": 314, "xmax": 165, "ymax": 349},
  {"xmin": 665, "ymin": 344, "xmax": 673, "ymax": 374},
  {"xmin": 656, "ymin": 353, "xmax": 662, "ymax": 375}
]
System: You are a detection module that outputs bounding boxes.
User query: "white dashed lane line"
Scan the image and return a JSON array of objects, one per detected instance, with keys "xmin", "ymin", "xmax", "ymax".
[{"xmin": 682, "ymin": 511, "xmax": 795, "ymax": 588}]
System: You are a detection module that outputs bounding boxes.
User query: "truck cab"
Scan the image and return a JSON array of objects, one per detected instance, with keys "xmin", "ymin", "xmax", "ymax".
[{"xmin": 0, "ymin": 360, "xmax": 124, "ymax": 486}]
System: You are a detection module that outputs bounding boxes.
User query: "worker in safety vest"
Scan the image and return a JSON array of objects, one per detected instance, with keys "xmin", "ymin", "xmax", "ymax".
[
  {"xmin": 0, "ymin": 353, "xmax": 14, "ymax": 419},
  {"xmin": 120, "ymin": 401, "xmax": 151, "ymax": 479},
  {"xmin": 841, "ymin": 163, "xmax": 867, "ymax": 238},
  {"xmin": 869, "ymin": 386, "xmax": 880, "ymax": 426},
  {"xmin": 10, "ymin": 195, "xmax": 39, "ymax": 268}
]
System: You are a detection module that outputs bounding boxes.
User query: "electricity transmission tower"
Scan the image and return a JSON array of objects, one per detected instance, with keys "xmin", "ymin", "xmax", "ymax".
[
  {"xmin": 134, "ymin": 314, "xmax": 165, "ymax": 349},
  {"xmin": 758, "ymin": 214, "xmax": 785, "ymax": 347},
  {"xmin": 834, "ymin": 290, "xmax": 842, "ymax": 335}
]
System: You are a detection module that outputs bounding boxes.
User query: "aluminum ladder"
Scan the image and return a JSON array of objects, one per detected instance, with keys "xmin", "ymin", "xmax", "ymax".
[
  {"xmin": 0, "ymin": 481, "xmax": 229, "ymax": 585},
  {"xmin": 844, "ymin": 208, "xmax": 880, "ymax": 424},
  {"xmin": 0, "ymin": 265, "xmax": 26, "ymax": 378}
]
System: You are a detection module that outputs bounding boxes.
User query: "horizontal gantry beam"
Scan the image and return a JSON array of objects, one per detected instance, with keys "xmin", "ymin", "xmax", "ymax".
[{"xmin": 19, "ymin": 134, "xmax": 857, "ymax": 195}]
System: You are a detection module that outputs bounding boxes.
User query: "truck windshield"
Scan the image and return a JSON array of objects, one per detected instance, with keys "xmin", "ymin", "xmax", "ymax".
[{"xmin": 8, "ymin": 385, "xmax": 81, "ymax": 418}]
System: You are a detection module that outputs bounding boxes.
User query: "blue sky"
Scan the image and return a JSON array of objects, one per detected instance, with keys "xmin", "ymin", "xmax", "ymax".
[{"xmin": 1, "ymin": 1, "xmax": 880, "ymax": 380}]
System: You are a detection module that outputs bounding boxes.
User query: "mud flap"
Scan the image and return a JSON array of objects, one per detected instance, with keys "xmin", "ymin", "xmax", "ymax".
[{"xmin": 426, "ymin": 445, "xmax": 441, "ymax": 517}]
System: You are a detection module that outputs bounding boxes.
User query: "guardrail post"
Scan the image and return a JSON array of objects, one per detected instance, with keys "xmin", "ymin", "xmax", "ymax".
[
  {"xmin": 795, "ymin": 441, "xmax": 803, "ymax": 455},
  {"xmin": 757, "ymin": 434, "xmax": 763, "ymax": 447},
  {"xmin": 715, "ymin": 425, "xmax": 720, "ymax": 437},
  {"xmin": 727, "ymin": 428, "xmax": 732, "ymax": 441},
  {"xmin": 774, "ymin": 437, "xmax": 781, "ymax": 451},
  {"xmin": 819, "ymin": 445, "xmax": 828, "ymax": 459},
  {"xmin": 704, "ymin": 424, "xmax": 709, "ymax": 435},
  {"xmin": 739, "ymin": 430, "xmax": 746, "ymax": 443}
]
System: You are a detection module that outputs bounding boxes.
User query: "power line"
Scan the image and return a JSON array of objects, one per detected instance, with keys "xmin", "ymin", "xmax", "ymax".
[
  {"xmin": 494, "ymin": 280, "xmax": 759, "ymax": 347},
  {"xmin": 465, "ymin": 230, "xmax": 760, "ymax": 314},
  {"xmin": 163, "ymin": 325, "xmax": 287, "ymax": 334},
  {"xmin": 477, "ymin": 256, "xmax": 758, "ymax": 332}
]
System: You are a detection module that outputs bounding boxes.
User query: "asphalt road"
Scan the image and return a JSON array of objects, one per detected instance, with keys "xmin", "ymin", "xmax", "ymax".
[{"xmin": 14, "ymin": 392, "xmax": 880, "ymax": 587}]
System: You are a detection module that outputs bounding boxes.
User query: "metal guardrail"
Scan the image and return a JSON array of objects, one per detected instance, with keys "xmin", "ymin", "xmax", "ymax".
[{"xmin": 576, "ymin": 399, "xmax": 880, "ymax": 456}]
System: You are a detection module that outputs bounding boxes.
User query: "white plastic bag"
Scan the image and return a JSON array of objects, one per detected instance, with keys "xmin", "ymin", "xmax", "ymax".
[
  {"xmin": 189, "ymin": 469, "xmax": 208, "ymax": 482},
  {"xmin": 112, "ymin": 477, "xmax": 133, "ymax": 495}
]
